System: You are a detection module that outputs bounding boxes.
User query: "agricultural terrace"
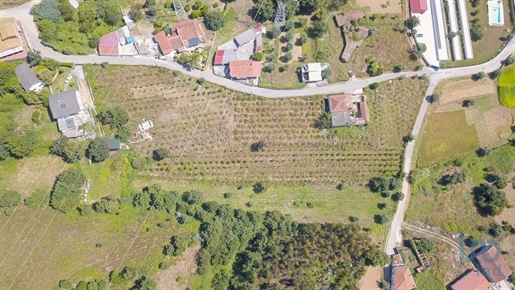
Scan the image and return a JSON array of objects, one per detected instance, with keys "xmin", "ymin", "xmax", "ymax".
[
  {"xmin": 417, "ymin": 77, "xmax": 514, "ymax": 167},
  {"xmin": 499, "ymin": 64, "xmax": 515, "ymax": 107},
  {"xmin": 85, "ymin": 65, "xmax": 428, "ymax": 187}
]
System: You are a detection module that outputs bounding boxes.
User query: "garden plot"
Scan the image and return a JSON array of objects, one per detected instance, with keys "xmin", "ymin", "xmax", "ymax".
[
  {"xmin": 440, "ymin": 78, "xmax": 497, "ymax": 104},
  {"xmin": 85, "ymin": 65, "xmax": 427, "ymax": 187}
]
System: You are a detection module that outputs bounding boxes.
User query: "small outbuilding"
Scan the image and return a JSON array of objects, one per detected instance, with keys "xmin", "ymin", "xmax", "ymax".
[
  {"xmin": 15, "ymin": 63, "xmax": 44, "ymax": 91},
  {"xmin": 102, "ymin": 137, "xmax": 122, "ymax": 151},
  {"xmin": 328, "ymin": 94, "xmax": 370, "ymax": 127},
  {"xmin": 301, "ymin": 63, "xmax": 329, "ymax": 83},
  {"xmin": 139, "ymin": 120, "xmax": 154, "ymax": 132}
]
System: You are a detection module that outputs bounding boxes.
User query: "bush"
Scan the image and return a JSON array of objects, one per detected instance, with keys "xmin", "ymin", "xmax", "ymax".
[
  {"xmin": 369, "ymin": 176, "xmax": 389, "ymax": 192},
  {"xmin": 367, "ymin": 60, "xmax": 383, "ymax": 76},
  {"xmin": 253, "ymin": 182, "xmax": 268, "ymax": 194},
  {"xmin": 24, "ymin": 189, "xmax": 50, "ymax": 208},
  {"xmin": 0, "ymin": 190, "xmax": 21, "ymax": 214},
  {"xmin": 59, "ymin": 279, "xmax": 73, "ymax": 289},
  {"xmin": 474, "ymin": 184, "xmax": 508, "ymax": 216},
  {"xmin": 374, "ymin": 214, "xmax": 390, "ymax": 224},
  {"xmin": 50, "ymin": 168, "xmax": 86, "ymax": 213},
  {"xmin": 223, "ymin": 192, "xmax": 233, "ymax": 199},
  {"xmin": 204, "ymin": 11, "xmax": 225, "ymax": 31},
  {"xmin": 417, "ymin": 238, "xmax": 436, "ymax": 253},
  {"xmin": 349, "ymin": 216, "xmax": 359, "ymax": 222},
  {"xmin": 392, "ymin": 192, "xmax": 405, "ymax": 201},
  {"xmin": 369, "ymin": 82, "xmax": 379, "ymax": 90}
]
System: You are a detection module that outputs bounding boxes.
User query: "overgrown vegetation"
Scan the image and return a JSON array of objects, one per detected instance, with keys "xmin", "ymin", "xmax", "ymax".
[
  {"xmin": 30, "ymin": 0, "xmax": 123, "ymax": 54},
  {"xmin": 498, "ymin": 63, "xmax": 515, "ymax": 107}
]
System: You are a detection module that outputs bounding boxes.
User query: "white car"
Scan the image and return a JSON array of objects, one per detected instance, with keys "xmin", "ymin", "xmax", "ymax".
[{"xmin": 65, "ymin": 75, "xmax": 73, "ymax": 84}]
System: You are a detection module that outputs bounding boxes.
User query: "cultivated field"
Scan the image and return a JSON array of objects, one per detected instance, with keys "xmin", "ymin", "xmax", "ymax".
[
  {"xmin": 86, "ymin": 65, "xmax": 428, "ymax": 187},
  {"xmin": 417, "ymin": 77, "xmax": 514, "ymax": 167}
]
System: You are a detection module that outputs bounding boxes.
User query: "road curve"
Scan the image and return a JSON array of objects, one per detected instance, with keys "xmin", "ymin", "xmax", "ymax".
[{"xmin": 3, "ymin": 0, "xmax": 515, "ymax": 256}]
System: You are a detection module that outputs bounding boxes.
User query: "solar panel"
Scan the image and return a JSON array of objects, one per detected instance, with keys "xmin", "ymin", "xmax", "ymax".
[{"xmin": 60, "ymin": 103, "xmax": 67, "ymax": 109}]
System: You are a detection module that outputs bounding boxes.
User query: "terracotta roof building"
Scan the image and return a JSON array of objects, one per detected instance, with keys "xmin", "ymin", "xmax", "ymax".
[
  {"xmin": 450, "ymin": 270, "xmax": 491, "ymax": 290},
  {"xmin": 155, "ymin": 19, "xmax": 203, "ymax": 55},
  {"xmin": 475, "ymin": 245, "xmax": 512, "ymax": 283},
  {"xmin": 390, "ymin": 265, "xmax": 416, "ymax": 290},
  {"xmin": 98, "ymin": 31, "xmax": 119, "ymax": 55},
  {"xmin": 0, "ymin": 18, "xmax": 23, "ymax": 59},
  {"xmin": 409, "ymin": 0, "xmax": 428, "ymax": 14},
  {"xmin": 154, "ymin": 31, "xmax": 172, "ymax": 55},
  {"xmin": 228, "ymin": 60, "xmax": 261, "ymax": 79},
  {"xmin": 328, "ymin": 94, "xmax": 370, "ymax": 127}
]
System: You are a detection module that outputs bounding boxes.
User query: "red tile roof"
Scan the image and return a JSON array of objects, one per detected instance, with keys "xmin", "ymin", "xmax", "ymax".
[
  {"xmin": 171, "ymin": 19, "xmax": 202, "ymax": 43},
  {"xmin": 154, "ymin": 31, "xmax": 172, "ymax": 55},
  {"xmin": 168, "ymin": 35, "xmax": 184, "ymax": 51},
  {"xmin": 229, "ymin": 60, "xmax": 261, "ymax": 79},
  {"xmin": 475, "ymin": 246, "xmax": 512, "ymax": 283},
  {"xmin": 328, "ymin": 95, "xmax": 354, "ymax": 112},
  {"xmin": 98, "ymin": 32, "xmax": 118, "ymax": 55},
  {"xmin": 391, "ymin": 265, "xmax": 416, "ymax": 290},
  {"xmin": 409, "ymin": 0, "xmax": 427, "ymax": 14},
  {"xmin": 213, "ymin": 50, "xmax": 225, "ymax": 65},
  {"xmin": 450, "ymin": 270, "xmax": 491, "ymax": 290}
]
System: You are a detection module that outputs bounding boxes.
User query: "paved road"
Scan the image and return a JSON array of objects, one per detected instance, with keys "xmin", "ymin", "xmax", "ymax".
[{"xmin": 3, "ymin": 0, "xmax": 515, "ymax": 256}]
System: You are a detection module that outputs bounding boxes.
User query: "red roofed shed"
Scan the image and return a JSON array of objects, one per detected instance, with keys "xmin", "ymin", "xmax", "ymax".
[
  {"xmin": 409, "ymin": 0, "xmax": 428, "ymax": 14},
  {"xmin": 213, "ymin": 50, "xmax": 225, "ymax": 65}
]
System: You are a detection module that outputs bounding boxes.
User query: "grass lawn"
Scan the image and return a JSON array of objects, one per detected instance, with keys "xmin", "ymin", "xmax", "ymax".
[
  {"xmin": 418, "ymin": 110, "xmax": 480, "ymax": 167},
  {"xmin": 444, "ymin": 0, "xmax": 512, "ymax": 68}
]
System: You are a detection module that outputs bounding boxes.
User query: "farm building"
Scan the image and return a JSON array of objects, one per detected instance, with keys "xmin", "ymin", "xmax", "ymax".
[
  {"xmin": 15, "ymin": 63, "xmax": 44, "ymax": 92},
  {"xmin": 103, "ymin": 137, "xmax": 122, "ymax": 151},
  {"xmin": 0, "ymin": 18, "xmax": 24, "ymax": 60},
  {"xmin": 213, "ymin": 25, "xmax": 265, "ymax": 83},
  {"xmin": 154, "ymin": 19, "xmax": 203, "ymax": 55},
  {"xmin": 327, "ymin": 94, "xmax": 370, "ymax": 127},
  {"xmin": 450, "ymin": 270, "xmax": 490, "ymax": 290},
  {"xmin": 474, "ymin": 245, "xmax": 512, "ymax": 283},
  {"xmin": 390, "ymin": 265, "xmax": 416, "ymax": 290},
  {"xmin": 98, "ymin": 26, "xmax": 138, "ymax": 56},
  {"xmin": 301, "ymin": 63, "xmax": 329, "ymax": 83},
  {"xmin": 49, "ymin": 89, "xmax": 95, "ymax": 138},
  {"xmin": 408, "ymin": 0, "xmax": 427, "ymax": 14}
]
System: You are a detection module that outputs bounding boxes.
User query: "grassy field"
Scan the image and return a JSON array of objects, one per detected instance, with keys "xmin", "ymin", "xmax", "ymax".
[
  {"xmin": 0, "ymin": 205, "xmax": 191, "ymax": 289},
  {"xmin": 444, "ymin": 0, "xmax": 512, "ymax": 68},
  {"xmin": 85, "ymin": 65, "xmax": 427, "ymax": 187},
  {"xmin": 418, "ymin": 110, "xmax": 480, "ymax": 167}
]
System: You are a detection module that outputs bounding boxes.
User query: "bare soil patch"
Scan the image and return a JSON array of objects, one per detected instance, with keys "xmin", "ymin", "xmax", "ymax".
[
  {"xmin": 358, "ymin": 266, "xmax": 382, "ymax": 290},
  {"xmin": 356, "ymin": 0, "xmax": 402, "ymax": 14},
  {"xmin": 292, "ymin": 33, "xmax": 302, "ymax": 61},
  {"xmin": 155, "ymin": 245, "xmax": 200, "ymax": 290},
  {"xmin": 440, "ymin": 78, "xmax": 497, "ymax": 104}
]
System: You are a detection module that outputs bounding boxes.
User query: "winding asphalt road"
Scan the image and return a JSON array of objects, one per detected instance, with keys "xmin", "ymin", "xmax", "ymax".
[{"xmin": 2, "ymin": 0, "xmax": 515, "ymax": 256}]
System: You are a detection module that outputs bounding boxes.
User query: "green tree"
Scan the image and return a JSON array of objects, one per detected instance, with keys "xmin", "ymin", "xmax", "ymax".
[
  {"xmin": 129, "ymin": 5, "xmax": 144, "ymax": 22},
  {"xmin": 133, "ymin": 191, "xmax": 151, "ymax": 209},
  {"xmin": 430, "ymin": 93, "xmax": 440, "ymax": 103},
  {"xmin": 311, "ymin": 20, "xmax": 327, "ymax": 38},
  {"xmin": 132, "ymin": 276, "xmax": 157, "ymax": 290},
  {"xmin": 254, "ymin": 0, "xmax": 276, "ymax": 21},
  {"xmin": 270, "ymin": 26, "xmax": 281, "ymax": 38},
  {"xmin": 474, "ymin": 184, "xmax": 508, "ymax": 215},
  {"xmin": 314, "ymin": 112, "xmax": 332, "ymax": 129},
  {"xmin": 4, "ymin": 134, "xmax": 36, "ymax": 158},
  {"xmin": 369, "ymin": 176, "xmax": 389, "ymax": 192},
  {"xmin": 0, "ymin": 139, "xmax": 9, "ymax": 160},
  {"xmin": 252, "ymin": 52, "xmax": 264, "ymax": 61},
  {"xmin": 253, "ymin": 182, "xmax": 268, "ymax": 194},
  {"xmin": 284, "ymin": 20, "xmax": 294, "ymax": 31},
  {"xmin": 405, "ymin": 15, "xmax": 420, "ymax": 29},
  {"xmin": 32, "ymin": 0, "xmax": 62, "ymax": 22},
  {"xmin": 59, "ymin": 280, "xmax": 73, "ymax": 289},
  {"xmin": 368, "ymin": 250, "xmax": 390, "ymax": 266},
  {"xmin": 299, "ymin": 0, "xmax": 319, "ymax": 13},
  {"xmin": 88, "ymin": 138, "xmax": 109, "ymax": 163},
  {"xmin": 367, "ymin": 60, "xmax": 383, "ymax": 76},
  {"xmin": 204, "ymin": 11, "xmax": 225, "ymax": 31},
  {"xmin": 0, "ymin": 190, "xmax": 21, "ymax": 209},
  {"xmin": 417, "ymin": 238, "xmax": 436, "ymax": 253},
  {"xmin": 470, "ymin": 26, "xmax": 483, "ymax": 41},
  {"xmin": 24, "ymin": 189, "xmax": 50, "ymax": 208},
  {"xmin": 182, "ymin": 191, "xmax": 203, "ymax": 205},
  {"xmin": 144, "ymin": 0, "xmax": 156, "ymax": 7},
  {"xmin": 374, "ymin": 214, "xmax": 390, "ymax": 224},
  {"xmin": 49, "ymin": 168, "xmax": 86, "ymax": 213},
  {"xmin": 153, "ymin": 148, "xmax": 169, "ymax": 161},
  {"xmin": 146, "ymin": 6, "xmax": 157, "ymax": 16},
  {"xmin": 93, "ymin": 195, "xmax": 120, "ymax": 214},
  {"xmin": 322, "ymin": 67, "xmax": 332, "ymax": 79},
  {"xmin": 97, "ymin": 107, "xmax": 129, "ymax": 129},
  {"xmin": 27, "ymin": 50, "xmax": 43, "ymax": 66}
]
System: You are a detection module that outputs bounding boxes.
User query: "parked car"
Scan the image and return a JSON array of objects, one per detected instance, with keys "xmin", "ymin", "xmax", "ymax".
[
  {"xmin": 65, "ymin": 75, "xmax": 73, "ymax": 84},
  {"xmin": 416, "ymin": 34, "xmax": 423, "ymax": 37}
]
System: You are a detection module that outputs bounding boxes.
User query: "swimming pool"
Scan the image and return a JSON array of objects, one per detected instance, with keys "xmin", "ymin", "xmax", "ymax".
[{"xmin": 488, "ymin": 0, "xmax": 504, "ymax": 26}]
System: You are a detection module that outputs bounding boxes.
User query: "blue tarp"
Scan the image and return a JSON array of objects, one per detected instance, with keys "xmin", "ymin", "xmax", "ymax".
[{"xmin": 126, "ymin": 36, "xmax": 133, "ymax": 43}]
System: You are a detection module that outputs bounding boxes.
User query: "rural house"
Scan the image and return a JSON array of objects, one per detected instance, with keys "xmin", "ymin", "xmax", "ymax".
[
  {"xmin": 98, "ymin": 26, "xmax": 138, "ymax": 56},
  {"xmin": 213, "ymin": 25, "xmax": 265, "ymax": 81},
  {"xmin": 327, "ymin": 94, "xmax": 370, "ymax": 127},
  {"xmin": 450, "ymin": 270, "xmax": 491, "ymax": 290},
  {"xmin": 0, "ymin": 18, "xmax": 24, "ymax": 60},
  {"xmin": 154, "ymin": 19, "xmax": 203, "ymax": 55},
  {"xmin": 49, "ymin": 89, "xmax": 94, "ymax": 138},
  {"xmin": 301, "ymin": 63, "xmax": 329, "ymax": 83},
  {"xmin": 474, "ymin": 245, "xmax": 512, "ymax": 283},
  {"xmin": 228, "ymin": 60, "xmax": 261, "ymax": 84},
  {"xmin": 390, "ymin": 265, "xmax": 416, "ymax": 290},
  {"xmin": 15, "ymin": 63, "xmax": 44, "ymax": 92},
  {"xmin": 103, "ymin": 137, "xmax": 122, "ymax": 151}
]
